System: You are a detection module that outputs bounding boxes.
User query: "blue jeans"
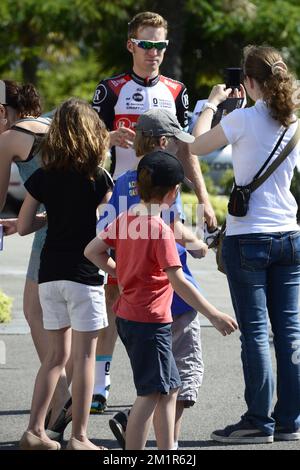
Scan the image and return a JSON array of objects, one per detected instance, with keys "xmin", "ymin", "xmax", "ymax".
[{"xmin": 223, "ymin": 231, "xmax": 300, "ymax": 435}]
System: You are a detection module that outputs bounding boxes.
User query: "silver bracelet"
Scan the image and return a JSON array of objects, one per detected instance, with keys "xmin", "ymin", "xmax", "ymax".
[{"xmin": 202, "ymin": 102, "xmax": 218, "ymax": 114}]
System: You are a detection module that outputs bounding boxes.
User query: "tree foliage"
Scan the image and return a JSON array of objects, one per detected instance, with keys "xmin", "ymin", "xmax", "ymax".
[
  {"xmin": 0, "ymin": 0, "xmax": 137, "ymax": 108},
  {"xmin": 0, "ymin": 0, "xmax": 299, "ymax": 109},
  {"xmin": 183, "ymin": 0, "xmax": 300, "ymax": 104}
]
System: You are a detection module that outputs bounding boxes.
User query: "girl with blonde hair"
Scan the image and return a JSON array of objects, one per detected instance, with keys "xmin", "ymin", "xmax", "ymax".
[
  {"xmin": 18, "ymin": 98, "xmax": 113, "ymax": 450},
  {"xmin": 0, "ymin": 79, "xmax": 72, "ymax": 431}
]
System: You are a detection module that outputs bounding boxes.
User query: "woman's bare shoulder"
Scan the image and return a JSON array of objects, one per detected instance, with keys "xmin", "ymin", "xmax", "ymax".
[{"xmin": 0, "ymin": 128, "xmax": 35, "ymax": 161}]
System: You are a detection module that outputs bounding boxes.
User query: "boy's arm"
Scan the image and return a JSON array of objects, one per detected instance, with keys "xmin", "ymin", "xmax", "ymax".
[
  {"xmin": 100, "ymin": 190, "xmax": 113, "ymax": 205},
  {"xmin": 96, "ymin": 190, "xmax": 113, "ymax": 221},
  {"xmin": 97, "ymin": 177, "xmax": 121, "ymax": 232},
  {"xmin": 17, "ymin": 193, "xmax": 45, "ymax": 236},
  {"xmin": 166, "ymin": 266, "xmax": 238, "ymax": 336},
  {"xmin": 172, "ymin": 219, "xmax": 208, "ymax": 258},
  {"xmin": 84, "ymin": 236, "xmax": 116, "ymax": 277}
]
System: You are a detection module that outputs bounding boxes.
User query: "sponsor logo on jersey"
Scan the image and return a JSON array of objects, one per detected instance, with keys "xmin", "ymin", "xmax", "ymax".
[
  {"xmin": 93, "ymin": 84, "xmax": 107, "ymax": 104},
  {"xmin": 111, "ymin": 78, "xmax": 128, "ymax": 88},
  {"xmin": 160, "ymin": 76, "xmax": 183, "ymax": 100},
  {"xmin": 129, "ymin": 188, "xmax": 138, "ymax": 196},
  {"xmin": 132, "ymin": 92, "xmax": 144, "ymax": 102},
  {"xmin": 114, "ymin": 114, "xmax": 139, "ymax": 131},
  {"xmin": 126, "ymin": 104, "xmax": 145, "ymax": 111},
  {"xmin": 162, "ymin": 77, "xmax": 180, "ymax": 91},
  {"xmin": 107, "ymin": 74, "xmax": 131, "ymax": 97},
  {"xmin": 181, "ymin": 89, "xmax": 189, "ymax": 109},
  {"xmin": 128, "ymin": 180, "xmax": 138, "ymax": 196},
  {"xmin": 116, "ymin": 117, "xmax": 132, "ymax": 128},
  {"xmin": 184, "ymin": 110, "xmax": 189, "ymax": 126},
  {"xmin": 153, "ymin": 99, "xmax": 173, "ymax": 109}
]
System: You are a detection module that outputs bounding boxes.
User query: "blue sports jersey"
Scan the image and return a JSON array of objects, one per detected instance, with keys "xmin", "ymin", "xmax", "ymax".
[
  {"xmin": 97, "ymin": 169, "xmax": 200, "ymax": 316},
  {"xmin": 97, "ymin": 169, "xmax": 184, "ymax": 230},
  {"xmin": 171, "ymin": 243, "xmax": 199, "ymax": 315}
]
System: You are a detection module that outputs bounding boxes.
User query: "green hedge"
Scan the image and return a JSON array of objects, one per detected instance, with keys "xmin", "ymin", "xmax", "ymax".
[
  {"xmin": 181, "ymin": 192, "xmax": 228, "ymax": 226},
  {"xmin": 0, "ymin": 290, "xmax": 12, "ymax": 323}
]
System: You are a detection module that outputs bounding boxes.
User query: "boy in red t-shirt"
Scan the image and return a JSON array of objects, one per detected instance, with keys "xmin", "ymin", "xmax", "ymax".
[{"xmin": 85, "ymin": 151, "xmax": 238, "ymax": 450}]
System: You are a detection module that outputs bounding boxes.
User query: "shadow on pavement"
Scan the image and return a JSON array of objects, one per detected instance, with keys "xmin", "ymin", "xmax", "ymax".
[
  {"xmin": 0, "ymin": 441, "xmax": 19, "ymax": 450},
  {"xmin": 0, "ymin": 409, "xmax": 30, "ymax": 416}
]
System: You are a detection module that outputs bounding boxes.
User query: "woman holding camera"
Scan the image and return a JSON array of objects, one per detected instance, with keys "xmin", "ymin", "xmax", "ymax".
[{"xmin": 190, "ymin": 45, "xmax": 300, "ymax": 444}]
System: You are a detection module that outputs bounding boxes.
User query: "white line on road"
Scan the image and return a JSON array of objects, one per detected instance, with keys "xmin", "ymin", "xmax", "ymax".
[{"xmin": 0, "ymin": 268, "xmax": 27, "ymax": 275}]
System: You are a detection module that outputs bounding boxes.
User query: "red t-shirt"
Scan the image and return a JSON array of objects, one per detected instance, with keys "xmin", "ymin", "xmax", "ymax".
[{"xmin": 100, "ymin": 212, "xmax": 181, "ymax": 323}]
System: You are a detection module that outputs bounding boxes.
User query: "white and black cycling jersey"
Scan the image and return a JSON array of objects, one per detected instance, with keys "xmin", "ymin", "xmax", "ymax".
[{"xmin": 92, "ymin": 70, "xmax": 189, "ymax": 179}]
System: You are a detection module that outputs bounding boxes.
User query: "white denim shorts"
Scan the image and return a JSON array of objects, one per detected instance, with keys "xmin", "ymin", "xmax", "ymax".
[{"xmin": 39, "ymin": 280, "xmax": 108, "ymax": 332}]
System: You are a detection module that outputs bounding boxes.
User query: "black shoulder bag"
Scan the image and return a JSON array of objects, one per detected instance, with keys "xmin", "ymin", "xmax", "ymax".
[{"xmin": 228, "ymin": 121, "xmax": 300, "ymax": 217}]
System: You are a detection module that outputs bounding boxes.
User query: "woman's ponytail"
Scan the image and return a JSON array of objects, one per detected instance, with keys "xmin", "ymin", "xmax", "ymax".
[
  {"xmin": 243, "ymin": 45, "xmax": 296, "ymax": 127},
  {"xmin": 18, "ymin": 84, "xmax": 41, "ymax": 117},
  {"xmin": 263, "ymin": 71, "xmax": 295, "ymax": 127},
  {"xmin": 4, "ymin": 80, "xmax": 41, "ymax": 117}
]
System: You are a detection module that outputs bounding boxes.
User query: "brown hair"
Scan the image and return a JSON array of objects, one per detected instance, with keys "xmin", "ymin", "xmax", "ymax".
[
  {"xmin": 42, "ymin": 98, "xmax": 109, "ymax": 178},
  {"xmin": 137, "ymin": 167, "xmax": 173, "ymax": 202},
  {"xmin": 243, "ymin": 45, "xmax": 296, "ymax": 127},
  {"xmin": 4, "ymin": 80, "xmax": 41, "ymax": 117},
  {"xmin": 128, "ymin": 11, "xmax": 168, "ymax": 38},
  {"xmin": 134, "ymin": 133, "xmax": 177, "ymax": 157},
  {"xmin": 134, "ymin": 133, "xmax": 161, "ymax": 157}
]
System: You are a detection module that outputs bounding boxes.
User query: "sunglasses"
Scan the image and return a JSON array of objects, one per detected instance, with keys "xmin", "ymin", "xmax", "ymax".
[{"xmin": 130, "ymin": 38, "xmax": 169, "ymax": 50}]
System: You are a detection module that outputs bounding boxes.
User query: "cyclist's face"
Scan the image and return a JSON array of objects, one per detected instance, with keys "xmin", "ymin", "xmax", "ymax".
[{"xmin": 128, "ymin": 26, "xmax": 167, "ymax": 77}]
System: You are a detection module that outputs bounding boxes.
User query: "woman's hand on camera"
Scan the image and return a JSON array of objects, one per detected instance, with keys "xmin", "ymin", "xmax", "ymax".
[
  {"xmin": 208, "ymin": 84, "xmax": 233, "ymax": 106},
  {"xmin": 231, "ymin": 83, "xmax": 246, "ymax": 99}
]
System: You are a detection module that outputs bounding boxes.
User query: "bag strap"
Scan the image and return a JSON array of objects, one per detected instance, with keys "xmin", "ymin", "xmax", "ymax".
[
  {"xmin": 233, "ymin": 127, "xmax": 286, "ymax": 188},
  {"xmin": 253, "ymin": 127, "xmax": 288, "ymax": 180},
  {"xmin": 250, "ymin": 120, "xmax": 300, "ymax": 192}
]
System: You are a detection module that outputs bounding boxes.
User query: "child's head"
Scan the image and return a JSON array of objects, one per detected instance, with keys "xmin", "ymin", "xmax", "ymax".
[
  {"xmin": 137, "ymin": 150, "xmax": 184, "ymax": 203},
  {"xmin": 243, "ymin": 45, "xmax": 296, "ymax": 127},
  {"xmin": 134, "ymin": 109, "xmax": 194, "ymax": 157},
  {"xmin": 42, "ymin": 98, "xmax": 109, "ymax": 177}
]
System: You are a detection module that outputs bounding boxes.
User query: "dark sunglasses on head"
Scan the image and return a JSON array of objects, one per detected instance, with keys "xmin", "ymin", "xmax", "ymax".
[{"xmin": 130, "ymin": 38, "xmax": 169, "ymax": 50}]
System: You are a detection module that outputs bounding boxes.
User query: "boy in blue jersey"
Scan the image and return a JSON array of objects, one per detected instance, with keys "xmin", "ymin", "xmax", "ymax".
[{"xmin": 100, "ymin": 109, "xmax": 209, "ymax": 449}]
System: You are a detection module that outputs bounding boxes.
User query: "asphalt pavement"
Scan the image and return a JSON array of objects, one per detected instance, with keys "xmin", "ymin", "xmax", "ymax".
[{"xmin": 0, "ymin": 232, "xmax": 299, "ymax": 450}]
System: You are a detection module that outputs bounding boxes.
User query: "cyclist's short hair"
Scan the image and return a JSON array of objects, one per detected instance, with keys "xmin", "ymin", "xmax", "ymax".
[{"xmin": 128, "ymin": 11, "xmax": 168, "ymax": 39}]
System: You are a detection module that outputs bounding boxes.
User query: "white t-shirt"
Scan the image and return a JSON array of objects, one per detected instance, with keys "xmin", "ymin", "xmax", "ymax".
[{"xmin": 220, "ymin": 99, "xmax": 300, "ymax": 235}]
